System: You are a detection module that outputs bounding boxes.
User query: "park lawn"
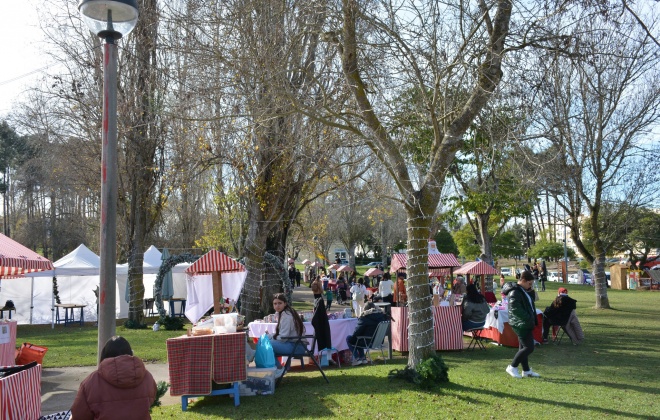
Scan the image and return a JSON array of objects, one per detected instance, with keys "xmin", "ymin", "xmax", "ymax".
[{"xmin": 17, "ymin": 285, "xmax": 660, "ymax": 418}]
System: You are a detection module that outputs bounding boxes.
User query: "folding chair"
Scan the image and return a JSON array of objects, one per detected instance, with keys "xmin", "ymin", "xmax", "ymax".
[
  {"xmin": 277, "ymin": 334, "xmax": 329, "ymax": 384},
  {"xmin": 465, "ymin": 327, "xmax": 487, "ymax": 350},
  {"xmin": 354, "ymin": 321, "xmax": 391, "ymax": 365},
  {"xmin": 552, "ymin": 325, "xmax": 572, "ymax": 345}
]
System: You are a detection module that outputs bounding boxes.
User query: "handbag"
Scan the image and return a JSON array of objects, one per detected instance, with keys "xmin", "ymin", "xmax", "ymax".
[
  {"xmin": 15, "ymin": 342, "xmax": 48, "ymax": 365},
  {"xmin": 254, "ymin": 333, "xmax": 276, "ymax": 368}
]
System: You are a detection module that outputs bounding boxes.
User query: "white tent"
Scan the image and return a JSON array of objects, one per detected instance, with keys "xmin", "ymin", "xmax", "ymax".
[
  {"xmin": 116, "ymin": 245, "xmax": 189, "ymax": 318},
  {"xmin": 0, "ymin": 244, "xmax": 102, "ymax": 325}
]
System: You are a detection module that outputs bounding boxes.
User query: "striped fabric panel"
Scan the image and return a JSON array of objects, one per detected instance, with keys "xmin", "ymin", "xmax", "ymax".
[
  {"xmin": 455, "ymin": 261, "xmax": 499, "ymax": 276},
  {"xmin": 0, "ymin": 363, "xmax": 41, "ymax": 420},
  {"xmin": 390, "ymin": 253, "xmax": 461, "ymax": 273},
  {"xmin": 185, "ymin": 250, "xmax": 245, "ymax": 274},
  {"xmin": 391, "ymin": 306, "xmax": 464, "ymax": 352},
  {"xmin": 0, "ymin": 233, "xmax": 54, "ymax": 278},
  {"xmin": 0, "ymin": 322, "xmax": 17, "ymax": 367}
]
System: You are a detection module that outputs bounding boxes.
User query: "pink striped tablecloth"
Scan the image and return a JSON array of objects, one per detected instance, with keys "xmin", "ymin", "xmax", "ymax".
[
  {"xmin": 0, "ymin": 321, "xmax": 17, "ymax": 366},
  {"xmin": 391, "ymin": 306, "xmax": 463, "ymax": 351},
  {"xmin": 0, "ymin": 363, "xmax": 41, "ymax": 419},
  {"xmin": 167, "ymin": 333, "xmax": 246, "ymax": 396}
]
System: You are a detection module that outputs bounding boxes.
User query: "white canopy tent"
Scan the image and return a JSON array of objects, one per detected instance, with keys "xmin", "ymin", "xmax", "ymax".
[
  {"xmin": 1, "ymin": 244, "xmax": 102, "ymax": 325},
  {"xmin": 116, "ymin": 245, "xmax": 190, "ymax": 318}
]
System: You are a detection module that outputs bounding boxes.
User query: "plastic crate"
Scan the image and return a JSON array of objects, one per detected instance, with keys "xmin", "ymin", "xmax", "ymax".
[{"xmin": 239, "ymin": 367, "xmax": 276, "ymax": 396}]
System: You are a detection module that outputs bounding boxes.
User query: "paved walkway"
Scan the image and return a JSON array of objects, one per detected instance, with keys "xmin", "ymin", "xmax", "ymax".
[{"xmin": 41, "ymin": 285, "xmax": 319, "ymax": 415}]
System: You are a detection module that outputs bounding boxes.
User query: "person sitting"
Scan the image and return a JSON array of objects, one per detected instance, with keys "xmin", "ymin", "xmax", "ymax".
[
  {"xmin": 71, "ymin": 336, "xmax": 156, "ymax": 419},
  {"xmin": 461, "ymin": 283, "xmax": 490, "ymax": 331},
  {"xmin": 542, "ymin": 287, "xmax": 577, "ymax": 343},
  {"xmin": 346, "ymin": 302, "xmax": 389, "ymax": 365},
  {"xmin": 270, "ymin": 293, "xmax": 307, "ymax": 368}
]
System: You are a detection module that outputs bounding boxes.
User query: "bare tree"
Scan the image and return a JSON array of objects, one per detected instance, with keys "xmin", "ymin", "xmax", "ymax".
[{"xmin": 533, "ymin": 10, "xmax": 660, "ymax": 308}]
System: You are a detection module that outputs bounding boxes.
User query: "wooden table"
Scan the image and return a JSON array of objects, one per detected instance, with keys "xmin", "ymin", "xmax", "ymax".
[
  {"xmin": 54, "ymin": 303, "xmax": 86, "ymax": 326},
  {"xmin": 0, "ymin": 306, "xmax": 15, "ymax": 320},
  {"xmin": 165, "ymin": 298, "xmax": 187, "ymax": 318},
  {"xmin": 391, "ymin": 306, "xmax": 464, "ymax": 351},
  {"xmin": 166, "ymin": 332, "xmax": 246, "ymax": 410}
]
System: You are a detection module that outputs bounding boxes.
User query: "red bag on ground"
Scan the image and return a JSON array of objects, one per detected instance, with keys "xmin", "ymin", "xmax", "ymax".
[
  {"xmin": 15, "ymin": 342, "xmax": 48, "ymax": 365},
  {"xmin": 332, "ymin": 349, "xmax": 353, "ymax": 365}
]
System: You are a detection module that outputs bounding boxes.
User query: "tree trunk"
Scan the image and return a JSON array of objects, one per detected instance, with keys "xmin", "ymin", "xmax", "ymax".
[{"xmin": 405, "ymin": 210, "xmax": 435, "ymax": 367}]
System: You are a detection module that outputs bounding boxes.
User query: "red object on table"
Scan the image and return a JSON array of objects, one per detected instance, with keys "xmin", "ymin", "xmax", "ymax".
[
  {"xmin": 480, "ymin": 314, "xmax": 543, "ymax": 347},
  {"xmin": 167, "ymin": 333, "xmax": 246, "ymax": 396},
  {"xmin": 391, "ymin": 306, "xmax": 463, "ymax": 351},
  {"xmin": 0, "ymin": 321, "xmax": 17, "ymax": 366},
  {"xmin": 0, "ymin": 363, "xmax": 41, "ymax": 419}
]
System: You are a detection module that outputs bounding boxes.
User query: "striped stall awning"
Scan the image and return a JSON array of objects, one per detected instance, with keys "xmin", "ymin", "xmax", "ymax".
[
  {"xmin": 454, "ymin": 260, "xmax": 499, "ymax": 276},
  {"xmin": 390, "ymin": 253, "xmax": 461, "ymax": 273},
  {"xmin": 0, "ymin": 233, "xmax": 53, "ymax": 278},
  {"xmin": 185, "ymin": 249, "xmax": 245, "ymax": 274}
]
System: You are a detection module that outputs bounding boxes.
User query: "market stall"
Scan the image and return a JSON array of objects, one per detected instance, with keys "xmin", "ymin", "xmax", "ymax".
[
  {"xmin": 481, "ymin": 306, "xmax": 544, "ymax": 347},
  {"xmin": 391, "ymin": 306, "xmax": 463, "ymax": 351},
  {"xmin": 247, "ymin": 317, "xmax": 358, "ymax": 354},
  {"xmin": 454, "ymin": 260, "xmax": 499, "ymax": 294}
]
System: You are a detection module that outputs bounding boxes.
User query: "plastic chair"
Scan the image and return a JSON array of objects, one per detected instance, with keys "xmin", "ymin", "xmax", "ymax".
[
  {"xmin": 354, "ymin": 321, "xmax": 391, "ymax": 364},
  {"xmin": 465, "ymin": 327, "xmax": 487, "ymax": 350}
]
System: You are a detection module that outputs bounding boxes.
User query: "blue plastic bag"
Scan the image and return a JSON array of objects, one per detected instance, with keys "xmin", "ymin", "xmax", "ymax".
[{"xmin": 255, "ymin": 333, "xmax": 276, "ymax": 368}]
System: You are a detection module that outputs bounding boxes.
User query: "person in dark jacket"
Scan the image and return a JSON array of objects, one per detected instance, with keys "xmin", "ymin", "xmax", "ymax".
[
  {"xmin": 461, "ymin": 283, "xmax": 490, "ymax": 331},
  {"xmin": 71, "ymin": 336, "xmax": 157, "ymax": 420},
  {"xmin": 502, "ymin": 271, "xmax": 541, "ymax": 379},
  {"xmin": 542, "ymin": 287, "xmax": 577, "ymax": 343},
  {"xmin": 346, "ymin": 302, "xmax": 388, "ymax": 366}
]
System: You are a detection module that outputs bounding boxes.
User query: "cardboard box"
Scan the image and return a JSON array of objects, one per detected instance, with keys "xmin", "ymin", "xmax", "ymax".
[{"xmin": 239, "ymin": 367, "xmax": 277, "ymax": 396}]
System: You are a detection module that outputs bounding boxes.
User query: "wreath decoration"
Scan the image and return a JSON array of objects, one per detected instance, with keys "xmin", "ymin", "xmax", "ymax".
[{"xmin": 154, "ymin": 253, "xmax": 200, "ymax": 323}]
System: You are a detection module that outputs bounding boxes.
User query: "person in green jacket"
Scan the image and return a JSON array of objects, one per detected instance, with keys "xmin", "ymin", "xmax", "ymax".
[{"xmin": 502, "ymin": 270, "xmax": 541, "ymax": 379}]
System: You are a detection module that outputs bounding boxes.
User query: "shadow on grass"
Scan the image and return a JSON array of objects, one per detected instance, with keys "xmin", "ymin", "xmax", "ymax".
[{"xmin": 442, "ymin": 382, "xmax": 654, "ymax": 419}]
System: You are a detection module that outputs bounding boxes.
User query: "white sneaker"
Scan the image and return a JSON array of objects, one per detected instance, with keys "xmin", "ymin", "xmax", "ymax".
[
  {"xmin": 352, "ymin": 359, "xmax": 363, "ymax": 366},
  {"xmin": 361, "ymin": 359, "xmax": 370, "ymax": 365},
  {"xmin": 523, "ymin": 369, "xmax": 541, "ymax": 378},
  {"xmin": 506, "ymin": 365, "xmax": 522, "ymax": 378}
]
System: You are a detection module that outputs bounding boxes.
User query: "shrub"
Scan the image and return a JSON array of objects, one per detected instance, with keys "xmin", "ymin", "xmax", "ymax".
[
  {"xmin": 388, "ymin": 355, "xmax": 449, "ymax": 389},
  {"xmin": 159, "ymin": 316, "xmax": 184, "ymax": 331}
]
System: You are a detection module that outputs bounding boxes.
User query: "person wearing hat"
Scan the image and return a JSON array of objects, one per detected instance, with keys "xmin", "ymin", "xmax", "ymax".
[
  {"xmin": 502, "ymin": 270, "xmax": 540, "ymax": 378},
  {"xmin": 542, "ymin": 287, "xmax": 577, "ymax": 343}
]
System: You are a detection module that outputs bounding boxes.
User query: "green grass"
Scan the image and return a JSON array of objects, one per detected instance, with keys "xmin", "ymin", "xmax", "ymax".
[{"xmin": 19, "ymin": 286, "xmax": 660, "ymax": 418}]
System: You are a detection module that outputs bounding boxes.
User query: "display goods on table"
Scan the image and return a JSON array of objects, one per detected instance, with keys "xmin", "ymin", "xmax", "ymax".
[{"xmin": 391, "ymin": 306, "xmax": 463, "ymax": 351}]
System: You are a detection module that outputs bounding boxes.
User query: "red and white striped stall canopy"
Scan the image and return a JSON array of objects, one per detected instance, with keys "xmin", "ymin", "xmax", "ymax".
[
  {"xmin": 185, "ymin": 249, "xmax": 245, "ymax": 274},
  {"xmin": 390, "ymin": 253, "xmax": 461, "ymax": 273},
  {"xmin": 301, "ymin": 259, "xmax": 311, "ymax": 265},
  {"xmin": 454, "ymin": 260, "xmax": 499, "ymax": 276},
  {"xmin": 0, "ymin": 233, "xmax": 53, "ymax": 278},
  {"xmin": 365, "ymin": 267, "xmax": 384, "ymax": 277}
]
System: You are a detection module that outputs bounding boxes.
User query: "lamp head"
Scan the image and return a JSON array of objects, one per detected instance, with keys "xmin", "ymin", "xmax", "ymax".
[{"xmin": 79, "ymin": 0, "xmax": 138, "ymax": 39}]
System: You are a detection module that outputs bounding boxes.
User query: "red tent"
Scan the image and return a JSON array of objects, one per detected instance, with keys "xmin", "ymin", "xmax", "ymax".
[
  {"xmin": 0, "ymin": 233, "xmax": 53, "ymax": 278},
  {"xmin": 390, "ymin": 253, "xmax": 461, "ymax": 273},
  {"xmin": 455, "ymin": 261, "xmax": 499, "ymax": 292},
  {"xmin": 185, "ymin": 250, "xmax": 245, "ymax": 314}
]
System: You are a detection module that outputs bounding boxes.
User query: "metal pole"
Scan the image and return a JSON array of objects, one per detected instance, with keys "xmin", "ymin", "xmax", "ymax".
[
  {"xmin": 98, "ymin": 36, "xmax": 118, "ymax": 362},
  {"xmin": 563, "ymin": 207, "xmax": 568, "ymax": 283}
]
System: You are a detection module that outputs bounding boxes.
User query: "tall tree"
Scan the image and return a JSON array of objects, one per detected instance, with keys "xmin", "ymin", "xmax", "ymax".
[{"xmin": 534, "ymin": 9, "xmax": 660, "ymax": 308}]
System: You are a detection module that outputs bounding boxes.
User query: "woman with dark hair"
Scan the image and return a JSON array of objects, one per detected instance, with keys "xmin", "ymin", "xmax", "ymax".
[
  {"xmin": 71, "ymin": 336, "xmax": 156, "ymax": 419},
  {"xmin": 461, "ymin": 283, "xmax": 490, "ymax": 331},
  {"xmin": 270, "ymin": 293, "xmax": 307, "ymax": 367},
  {"xmin": 502, "ymin": 271, "xmax": 541, "ymax": 379}
]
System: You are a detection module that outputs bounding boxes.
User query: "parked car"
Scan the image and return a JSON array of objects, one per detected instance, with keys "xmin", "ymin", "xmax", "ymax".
[
  {"xmin": 500, "ymin": 267, "xmax": 512, "ymax": 276},
  {"xmin": 568, "ymin": 272, "xmax": 593, "ymax": 285},
  {"xmin": 548, "ymin": 271, "xmax": 561, "ymax": 282},
  {"xmin": 339, "ymin": 259, "xmax": 349, "ymax": 265},
  {"xmin": 365, "ymin": 262, "xmax": 380, "ymax": 267},
  {"xmin": 606, "ymin": 272, "xmax": 611, "ymax": 287}
]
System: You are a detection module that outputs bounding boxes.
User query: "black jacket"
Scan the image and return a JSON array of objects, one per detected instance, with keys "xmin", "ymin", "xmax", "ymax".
[
  {"xmin": 502, "ymin": 282, "xmax": 537, "ymax": 336},
  {"xmin": 347, "ymin": 307, "xmax": 388, "ymax": 345},
  {"xmin": 312, "ymin": 298, "xmax": 332, "ymax": 351},
  {"xmin": 544, "ymin": 295, "xmax": 577, "ymax": 326}
]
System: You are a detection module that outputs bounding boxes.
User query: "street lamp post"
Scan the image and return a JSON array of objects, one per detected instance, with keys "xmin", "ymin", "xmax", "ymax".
[{"xmin": 79, "ymin": 0, "xmax": 138, "ymax": 363}]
